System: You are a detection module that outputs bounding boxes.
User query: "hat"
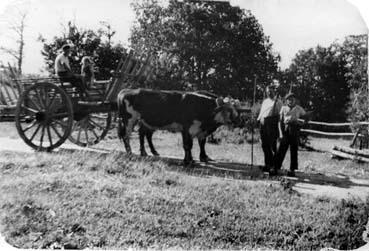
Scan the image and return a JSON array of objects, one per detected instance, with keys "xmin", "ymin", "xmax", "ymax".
[
  {"xmin": 61, "ymin": 44, "xmax": 71, "ymax": 50},
  {"xmin": 285, "ymin": 92, "xmax": 296, "ymax": 99}
]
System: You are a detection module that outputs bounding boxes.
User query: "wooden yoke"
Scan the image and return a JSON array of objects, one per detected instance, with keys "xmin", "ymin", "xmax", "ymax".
[{"xmin": 104, "ymin": 50, "xmax": 155, "ymax": 103}]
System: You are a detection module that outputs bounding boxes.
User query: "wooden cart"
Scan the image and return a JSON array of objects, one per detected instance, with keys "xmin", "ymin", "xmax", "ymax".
[{"xmin": 10, "ymin": 51, "xmax": 154, "ymax": 151}]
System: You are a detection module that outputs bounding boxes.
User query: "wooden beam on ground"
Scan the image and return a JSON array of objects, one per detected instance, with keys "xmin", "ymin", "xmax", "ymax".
[
  {"xmin": 333, "ymin": 145, "xmax": 369, "ymax": 158},
  {"xmin": 331, "ymin": 149, "xmax": 369, "ymax": 163}
]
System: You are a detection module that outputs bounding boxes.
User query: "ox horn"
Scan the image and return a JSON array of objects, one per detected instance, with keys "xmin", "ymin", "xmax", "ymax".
[{"xmin": 216, "ymin": 97, "xmax": 224, "ymax": 107}]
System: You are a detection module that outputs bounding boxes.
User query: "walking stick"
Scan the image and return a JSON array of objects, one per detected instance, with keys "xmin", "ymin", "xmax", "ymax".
[{"xmin": 251, "ymin": 75, "xmax": 257, "ymax": 168}]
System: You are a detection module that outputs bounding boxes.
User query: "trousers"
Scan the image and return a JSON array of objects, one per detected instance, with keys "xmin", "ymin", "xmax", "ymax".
[
  {"xmin": 260, "ymin": 116, "xmax": 279, "ymax": 168},
  {"xmin": 57, "ymin": 72, "xmax": 86, "ymax": 95},
  {"xmin": 275, "ymin": 124, "xmax": 300, "ymax": 171}
]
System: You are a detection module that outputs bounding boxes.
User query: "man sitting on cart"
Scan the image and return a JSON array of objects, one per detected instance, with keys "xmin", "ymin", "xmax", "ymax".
[{"xmin": 55, "ymin": 44, "xmax": 88, "ymax": 97}]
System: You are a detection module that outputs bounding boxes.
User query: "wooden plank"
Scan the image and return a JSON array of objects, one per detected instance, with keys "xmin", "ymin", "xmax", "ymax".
[
  {"xmin": 331, "ymin": 149, "xmax": 369, "ymax": 163},
  {"xmin": 2, "ymin": 84, "xmax": 14, "ymax": 105},
  {"xmin": 121, "ymin": 50, "xmax": 134, "ymax": 75},
  {"xmin": 299, "ymin": 119, "xmax": 369, "ymax": 127},
  {"xmin": 301, "ymin": 129, "xmax": 354, "ymax": 137},
  {"xmin": 5, "ymin": 80, "xmax": 18, "ymax": 102},
  {"xmin": 0, "ymin": 87, "xmax": 6, "ymax": 105},
  {"xmin": 333, "ymin": 145, "xmax": 369, "ymax": 158}
]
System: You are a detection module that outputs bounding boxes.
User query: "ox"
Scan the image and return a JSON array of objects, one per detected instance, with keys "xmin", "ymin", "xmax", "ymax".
[
  {"xmin": 138, "ymin": 90, "xmax": 219, "ymax": 160},
  {"xmin": 117, "ymin": 89, "xmax": 240, "ymax": 165}
]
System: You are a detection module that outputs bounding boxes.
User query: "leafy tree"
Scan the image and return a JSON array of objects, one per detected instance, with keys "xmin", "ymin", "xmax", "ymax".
[
  {"xmin": 342, "ymin": 35, "xmax": 368, "ymax": 122},
  {"xmin": 281, "ymin": 44, "xmax": 352, "ymax": 122},
  {"xmin": 130, "ymin": 0, "xmax": 280, "ymax": 99},
  {"xmin": 39, "ymin": 21, "xmax": 126, "ymax": 80},
  {"xmin": 282, "ymin": 34, "xmax": 368, "ymax": 122}
]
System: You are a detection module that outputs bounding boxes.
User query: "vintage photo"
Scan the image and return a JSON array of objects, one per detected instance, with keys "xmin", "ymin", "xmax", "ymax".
[{"xmin": 0, "ymin": 0, "xmax": 368, "ymax": 250}]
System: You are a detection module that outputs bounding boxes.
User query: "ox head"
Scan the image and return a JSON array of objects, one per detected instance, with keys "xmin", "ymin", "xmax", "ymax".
[{"xmin": 213, "ymin": 97, "xmax": 241, "ymax": 126}]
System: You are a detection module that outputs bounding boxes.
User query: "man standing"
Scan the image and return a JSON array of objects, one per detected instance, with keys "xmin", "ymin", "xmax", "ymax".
[
  {"xmin": 257, "ymin": 85, "xmax": 282, "ymax": 172},
  {"xmin": 55, "ymin": 44, "xmax": 87, "ymax": 96},
  {"xmin": 274, "ymin": 93, "xmax": 307, "ymax": 177}
]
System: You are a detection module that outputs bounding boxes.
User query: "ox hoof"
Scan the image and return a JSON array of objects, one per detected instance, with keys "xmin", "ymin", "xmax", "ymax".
[{"xmin": 200, "ymin": 155, "xmax": 213, "ymax": 163}]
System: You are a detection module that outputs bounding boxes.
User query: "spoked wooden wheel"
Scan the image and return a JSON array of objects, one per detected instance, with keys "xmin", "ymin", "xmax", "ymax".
[
  {"xmin": 68, "ymin": 112, "xmax": 112, "ymax": 147},
  {"xmin": 15, "ymin": 82, "xmax": 74, "ymax": 151}
]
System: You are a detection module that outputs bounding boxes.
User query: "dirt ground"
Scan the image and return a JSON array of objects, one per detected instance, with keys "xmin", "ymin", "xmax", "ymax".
[{"xmin": 0, "ymin": 122, "xmax": 368, "ymax": 200}]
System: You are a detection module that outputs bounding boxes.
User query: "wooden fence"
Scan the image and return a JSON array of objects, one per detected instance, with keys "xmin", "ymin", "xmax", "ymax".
[{"xmin": 299, "ymin": 119, "xmax": 369, "ymax": 138}]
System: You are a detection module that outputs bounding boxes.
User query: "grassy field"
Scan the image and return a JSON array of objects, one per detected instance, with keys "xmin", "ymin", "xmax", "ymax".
[{"xmin": 0, "ymin": 122, "xmax": 369, "ymax": 249}]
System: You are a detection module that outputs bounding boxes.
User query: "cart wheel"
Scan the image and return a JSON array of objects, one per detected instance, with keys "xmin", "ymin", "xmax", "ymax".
[
  {"xmin": 68, "ymin": 112, "xmax": 112, "ymax": 147},
  {"xmin": 15, "ymin": 82, "xmax": 74, "ymax": 151}
]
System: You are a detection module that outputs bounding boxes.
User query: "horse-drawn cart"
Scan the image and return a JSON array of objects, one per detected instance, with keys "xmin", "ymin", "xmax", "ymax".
[{"xmin": 8, "ymin": 51, "xmax": 154, "ymax": 151}]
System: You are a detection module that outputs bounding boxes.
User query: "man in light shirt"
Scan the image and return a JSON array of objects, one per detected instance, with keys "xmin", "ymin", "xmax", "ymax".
[
  {"xmin": 55, "ymin": 44, "xmax": 87, "ymax": 97},
  {"xmin": 257, "ymin": 85, "xmax": 282, "ymax": 172},
  {"xmin": 273, "ymin": 92, "xmax": 308, "ymax": 177}
]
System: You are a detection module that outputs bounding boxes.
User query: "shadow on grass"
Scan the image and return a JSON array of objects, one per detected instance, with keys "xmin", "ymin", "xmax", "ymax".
[
  {"xmin": 59, "ymin": 146, "xmax": 369, "ymax": 191},
  {"xmin": 152, "ymin": 154, "xmax": 369, "ymax": 190}
]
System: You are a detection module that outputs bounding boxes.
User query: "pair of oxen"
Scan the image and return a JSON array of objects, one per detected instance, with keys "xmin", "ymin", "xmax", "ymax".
[{"xmin": 116, "ymin": 89, "xmax": 242, "ymax": 165}]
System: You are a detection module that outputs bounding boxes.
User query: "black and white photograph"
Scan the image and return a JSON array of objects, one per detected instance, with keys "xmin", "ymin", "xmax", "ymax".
[{"xmin": 0, "ymin": 0, "xmax": 368, "ymax": 250}]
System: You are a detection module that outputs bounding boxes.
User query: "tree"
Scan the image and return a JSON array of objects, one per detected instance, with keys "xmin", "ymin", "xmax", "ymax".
[
  {"xmin": 39, "ymin": 21, "xmax": 126, "ymax": 80},
  {"xmin": 341, "ymin": 35, "xmax": 368, "ymax": 122},
  {"xmin": 281, "ymin": 34, "xmax": 368, "ymax": 122},
  {"xmin": 130, "ymin": 0, "xmax": 280, "ymax": 99},
  {"xmin": 281, "ymin": 43, "xmax": 351, "ymax": 122},
  {"xmin": 0, "ymin": 9, "xmax": 28, "ymax": 75}
]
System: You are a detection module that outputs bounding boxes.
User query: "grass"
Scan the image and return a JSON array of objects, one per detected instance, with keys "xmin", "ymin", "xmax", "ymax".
[
  {"xmin": 0, "ymin": 150, "xmax": 369, "ymax": 250},
  {"xmin": 1, "ymin": 122, "xmax": 369, "ymax": 249}
]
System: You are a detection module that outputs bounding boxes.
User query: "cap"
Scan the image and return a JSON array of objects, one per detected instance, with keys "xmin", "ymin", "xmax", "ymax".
[{"xmin": 61, "ymin": 44, "xmax": 71, "ymax": 50}]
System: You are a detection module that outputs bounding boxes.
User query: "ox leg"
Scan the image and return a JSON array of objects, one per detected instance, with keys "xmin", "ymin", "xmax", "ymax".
[
  {"xmin": 199, "ymin": 137, "xmax": 213, "ymax": 162},
  {"xmin": 146, "ymin": 131, "xmax": 160, "ymax": 156},
  {"xmin": 117, "ymin": 117, "xmax": 132, "ymax": 154},
  {"xmin": 182, "ymin": 131, "xmax": 194, "ymax": 166},
  {"xmin": 118, "ymin": 116, "xmax": 138, "ymax": 155},
  {"xmin": 138, "ymin": 126, "xmax": 148, "ymax": 157}
]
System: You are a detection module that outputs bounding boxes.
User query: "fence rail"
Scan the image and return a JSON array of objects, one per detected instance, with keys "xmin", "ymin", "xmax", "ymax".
[
  {"xmin": 298, "ymin": 119, "xmax": 369, "ymax": 127},
  {"xmin": 300, "ymin": 129, "xmax": 354, "ymax": 137}
]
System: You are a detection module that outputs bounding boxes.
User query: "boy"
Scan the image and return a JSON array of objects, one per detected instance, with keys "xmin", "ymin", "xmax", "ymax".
[
  {"xmin": 273, "ymin": 93, "xmax": 307, "ymax": 177},
  {"xmin": 80, "ymin": 56, "xmax": 95, "ymax": 88}
]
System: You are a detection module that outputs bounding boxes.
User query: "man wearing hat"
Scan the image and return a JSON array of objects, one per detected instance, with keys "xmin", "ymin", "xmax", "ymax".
[
  {"xmin": 55, "ymin": 44, "xmax": 87, "ymax": 97},
  {"xmin": 273, "ymin": 92, "xmax": 307, "ymax": 177},
  {"xmin": 257, "ymin": 84, "xmax": 282, "ymax": 172}
]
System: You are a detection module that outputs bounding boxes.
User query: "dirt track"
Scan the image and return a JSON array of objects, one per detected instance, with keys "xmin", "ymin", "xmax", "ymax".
[{"xmin": 1, "ymin": 136, "xmax": 369, "ymax": 200}]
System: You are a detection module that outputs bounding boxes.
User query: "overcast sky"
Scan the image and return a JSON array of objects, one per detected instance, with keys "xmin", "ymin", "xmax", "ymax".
[{"xmin": 0, "ymin": 0, "xmax": 367, "ymax": 74}]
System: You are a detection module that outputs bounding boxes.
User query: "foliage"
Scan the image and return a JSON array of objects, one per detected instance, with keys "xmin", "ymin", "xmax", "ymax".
[
  {"xmin": 1, "ymin": 150, "xmax": 369, "ymax": 250},
  {"xmin": 130, "ymin": 0, "xmax": 280, "ymax": 99},
  {"xmin": 344, "ymin": 35, "xmax": 369, "ymax": 122},
  {"xmin": 39, "ymin": 21, "xmax": 127, "ymax": 80},
  {"xmin": 280, "ymin": 35, "xmax": 368, "ymax": 122}
]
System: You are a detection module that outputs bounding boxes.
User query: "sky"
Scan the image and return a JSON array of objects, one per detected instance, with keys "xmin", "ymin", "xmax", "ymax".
[{"xmin": 0, "ymin": 0, "xmax": 367, "ymax": 74}]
